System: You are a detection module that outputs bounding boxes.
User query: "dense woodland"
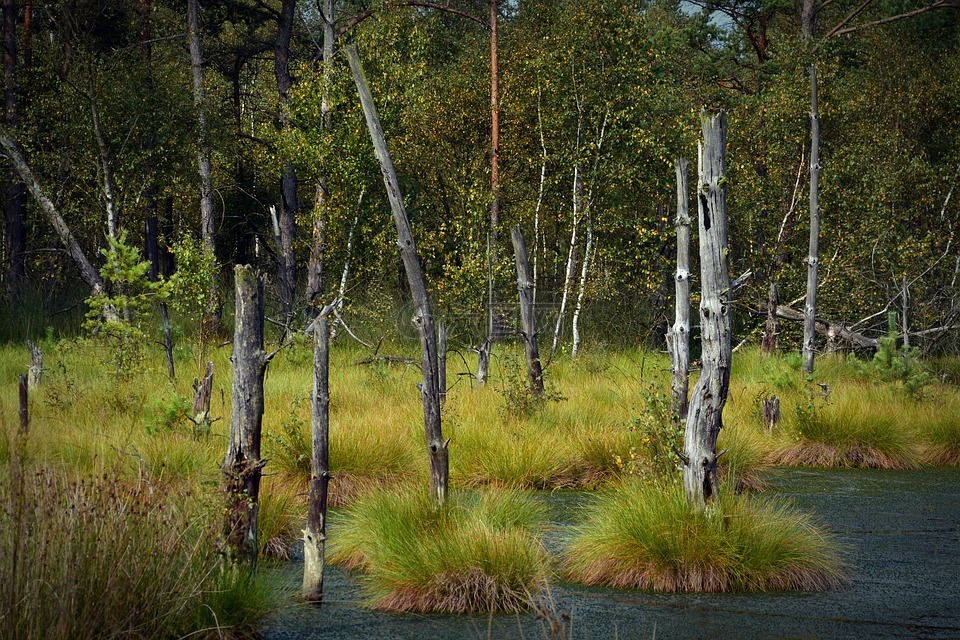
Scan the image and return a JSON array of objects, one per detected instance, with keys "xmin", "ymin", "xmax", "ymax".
[{"xmin": 0, "ymin": 0, "xmax": 958, "ymax": 353}]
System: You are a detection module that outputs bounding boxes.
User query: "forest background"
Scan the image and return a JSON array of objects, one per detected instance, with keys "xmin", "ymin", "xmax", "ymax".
[{"xmin": 0, "ymin": 0, "xmax": 958, "ymax": 356}]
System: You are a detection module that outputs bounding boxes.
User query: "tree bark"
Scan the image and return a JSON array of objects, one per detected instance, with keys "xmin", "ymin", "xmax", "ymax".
[
  {"xmin": 146, "ymin": 213, "xmax": 175, "ymax": 380},
  {"xmin": 222, "ymin": 265, "xmax": 268, "ymax": 565},
  {"xmin": 512, "ymin": 225, "xmax": 544, "ymax": 397},
  {"xmin": 667, "ymin": 157, "xmax": 691, "ymax": 419},
  {"xmin": 0, "ymin": 134, "xmax": 110, "ymax": 306},
  {"xmin": 761, "ymin": 280, "xmax": 779, "ymax": 356},
  {"xmin": 347, "ymin": 44, "xmax": 448, "ymax": 506},
  {"xmin": 682, "ymin": 112, "xmax": 731, "ymax": 505},
  {"xmin": 188, "ymin": 0, "xmax": 219, "ymax": 328},
  {"xmin": 303, "ymin": 300, "xmax": 336, "ymax": 602},
  {"xmin": 571, "ymin": 204, "xmax": 593, "ymax": 359},
  {"xmin": 802, "ymin": 64, "xmax": 821, "ymax": 375},
  {"xmin": 438, "ymin": 320, "xmax": 447, "ymax": 404},
  {"xmin": 552, "ymin": 162, "xmax": 582, "ymax": 354},
  {"xmin": 306, "ymin": 0, "xmax": 335, "ymax": 322},
  {"xmin": 275, "ymin": 0, "xmax": 298, "ymax": 335},
  {"xmin": 192, "ymin": 360, "xmax": 214, "ymax": 437},
  {"xmin": 484, "ymin": 0, "xmax": 500, "ymax": 381},
  {"xmin": 26, "ymin": 339, "xmax": 41, "ymax": 389},
  {"xmin": 18, "ymin": 372, "xmax": 27, "ymax": 435}
]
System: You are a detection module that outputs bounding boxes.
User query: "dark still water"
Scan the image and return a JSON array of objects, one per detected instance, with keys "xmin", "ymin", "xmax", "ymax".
[{"xmin": 260, "ymin": 468, "xmax": 960, "ymax": 640}]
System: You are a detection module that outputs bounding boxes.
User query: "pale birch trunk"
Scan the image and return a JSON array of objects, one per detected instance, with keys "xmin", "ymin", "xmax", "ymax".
[
  {"xmin": 571, "ymin": 209, "xmax": 592, "ymax": 359},
  {"xmin": 682, "ymin": 112, "xmax": 731, "ymax": 505},
  {"xmin": 347, "ymin": 44, "xmax": 448, "ymax": 505},
  {"xmin": 552, "ymin": 162, "xmax": 581, "ymax": 354}
]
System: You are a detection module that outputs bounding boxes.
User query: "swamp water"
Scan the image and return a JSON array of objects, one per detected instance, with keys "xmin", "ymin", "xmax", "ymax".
[{"xmin": 260, "ymin": 468, "xmax": 960, "ymax": 639}]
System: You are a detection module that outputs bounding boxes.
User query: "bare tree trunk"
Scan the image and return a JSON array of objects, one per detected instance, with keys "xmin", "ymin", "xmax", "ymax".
[
  {"xmin": 26, "ymin": 340, "xmax": 41, "ymax": 389},
  {"xmin": 330, "ymin": 192, "xmax": 363, "ymax": 340},
  {"xmin": 682, "ymin": 112, "xmax": 731, "ymax": 506},
  {"xmin": 802, "ymin": 64, "xmax": 821, "ymax": 375},
  {"xmin": 532, "ymin": 89, "xmax": 547, "ymax": 308},
  {"xmin": 483, "ymin": 0, "xmax": 500, "ymax": 383},
  {"xmin": 192, "ymin": 360, "xmax": 214, "ymax": 436},
  {"xmin": 18, "ymin": 373, "xmax": 27, "ymax": 434},
  {"xmin": 3, "ymin": 0, "xmax": 25, "ymax": 300},
  {"xmin": 306, "ymin": 0, "xmax": 335, "ymax": 322},
  {"xmin": 512, "ymin": 225, "xmax": 544, "ymax": 396},
  {"xmin": 275, "ymin": 0, "xmax": 298, "ymax": 336},
  {"xmin": 146, "ymin": 213, "xmax": 175, "ymax": 379},
  {"xmin": 901, "ymin": 278, "xmax": 909, "ymax": 349},
  {"xmin": 438, "ymin": 320, "xmax": 447, "ymax": 405},
  {"xmin": 303, "ymin": 301, "xmax": 336, "ymax": 602},
  {"xmin": 761, "ymin": 280, "xmax": 779, "ymax": 356},
  {"xmin": 0, "ymin": 134, "xmax": 112, "ymax": 309},
  {"xmin": 222, "ymin": 265, "xmax": 268, "ymax": 565},
  {"xmin": 553, "ymin": 160, "xmax": 582, "ymax": 354},
  {"xmin": 571, "ymin": 206, "xmax": 592, "ymax": 358},
  {"xmin": 188, "ymin": 0, "xmax": 219, "ymax": 328},
  {"xmin": 667, "ymin": 157, "xmax": 691, "ymax": 419},
  {"xmin": 347, "ymin": 44, "xmax": 448, "ymax": 506},
  {"xmin": 89, "ymin": 86, "xmax": 117, "ymax": 241}
]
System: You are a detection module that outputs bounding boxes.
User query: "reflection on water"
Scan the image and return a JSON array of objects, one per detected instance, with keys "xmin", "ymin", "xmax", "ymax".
[{"xmin": 261, "ymin": 468, "xmax": 960, "ymax": 640}]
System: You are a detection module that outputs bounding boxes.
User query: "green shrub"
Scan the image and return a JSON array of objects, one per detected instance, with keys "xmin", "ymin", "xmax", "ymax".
[{"xmin": 564, "ymin": 480, "xmax": 847, "ymax": 592}]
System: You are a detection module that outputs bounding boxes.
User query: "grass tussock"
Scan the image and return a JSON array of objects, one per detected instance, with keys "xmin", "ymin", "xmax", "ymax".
[
  {"xmin": 564, "ymin": 480, "xmax": 847, "ymax": 593},
  {"xmin": 918, "ymin": 394, "xmax": 960, "ymax": 465},
  {"xmin": 0, "ymin": 463, "xmax": 275, "ymax": 640},
  {"xmin": 330, "ymin": 487, "xmax": 550, "ymax": 613},
  {"xmin": 771, "ymin": 387, "xmax": 922, "ymax": 469}
]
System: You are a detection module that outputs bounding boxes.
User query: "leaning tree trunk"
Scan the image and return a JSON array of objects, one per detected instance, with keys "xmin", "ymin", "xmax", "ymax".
[
  {"xmin": 512, "ymin": 225, "xmax": 544, "ymax": 397},
  {"xmin": 802, "ymin": 64, "xmax": 821, "ymax": 375},
  {"xmin": 222, "ymin": 265, "xmax": 268, "ymax": 565},
  {"xmin": 303, "ymin": 300, "xmax": 336, "ymax": 602},
  {"xmin": 347, "ymin": 44, "xmax": 448, "ymax": 506},
  {"xmin": 667, "ymin": 157, "xmax": 691, "ymax": 420},
  {"xmin": 0, "ymin": 134, "xmax": 112, "ymax": 311},
  {"xmin": 682, "ymin": 112, "xmax": 731, "ymax": 505}
]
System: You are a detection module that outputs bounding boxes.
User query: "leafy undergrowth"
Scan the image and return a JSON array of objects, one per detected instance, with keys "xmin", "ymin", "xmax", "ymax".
[
  {"xmin": 564, "ymin": 480, "xmax": 848, "ymax": 593},
  {"xmin": 330, "ymin": 487, "xmax": 550, "ymax": 613}
]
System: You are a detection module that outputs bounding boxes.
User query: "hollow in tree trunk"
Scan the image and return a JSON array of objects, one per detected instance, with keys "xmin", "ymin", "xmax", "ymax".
[
  {"xmin": 222, "ymin": 265, "xmax": 268, "ymax": 565},
  {"xmin": 682, "ymin": 112, "xmax": 732, "ymax": 506}
]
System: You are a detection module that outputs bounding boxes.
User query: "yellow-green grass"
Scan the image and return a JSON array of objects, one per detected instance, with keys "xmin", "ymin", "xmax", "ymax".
[
  {"xmin": 564, "ymin": 479, "xmax": 848, "ymax": 592},
  {"xmin": 770, "ymin": 385, "xmax": 923, "ymax": 469},
  {"xmin": 917, "ymin": 392, "xmax": 960, "ymax": 465},
  {"xmin": 329, "ymin": 486, "xmax": 551, "ymax": 613}
]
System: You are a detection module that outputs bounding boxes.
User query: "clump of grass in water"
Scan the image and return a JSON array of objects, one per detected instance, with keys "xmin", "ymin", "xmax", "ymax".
[
  {"xmin": 919, "ymin": 394, "xmax": 960, "ymax": 465},
  {"xmin": 564, "ymin": 480, "xmax": 847, "ymax": 592},
  {"xmin": 773, "ymin": 386, "xmax": 922, "ymax": 469},
  {"xmin": 330, "ymin": 487, "xmax": 551, "ymax": 613},
  {"xmin": 0, "ymin": 463, "xmax": 278, "ymax": 639}
]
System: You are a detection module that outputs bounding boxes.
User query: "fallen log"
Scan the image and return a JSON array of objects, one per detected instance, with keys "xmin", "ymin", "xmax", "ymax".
[{"xmin": 757, "ymin": 303, "xmax": 878, "ymax": 350}]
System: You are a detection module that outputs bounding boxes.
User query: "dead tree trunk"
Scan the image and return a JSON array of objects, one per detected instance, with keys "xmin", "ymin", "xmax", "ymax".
[
  {"xmin": 222, "ymin": 265, "xmax": 268, "ymax": 565},
  {"xmin": 146, "ymin": 214, "xmax": 175, "ymax": 379},
  {"xmin": 26, "ymin": 340, "xmax": 41, "ymax": 389},
  {"xmin": 347, "ymin": 44, "xmax": 448, "ymax": 506},
  {"xmin": 667, "ymin": 157, "xmax": 691, "ymax": 419},
  {"xmin": 802, "ymin": 64, "xmax": 821, "ymax": 375},
  {"xmin": 188, "ymin": 0, "xmax": 219, "ymax": 330},
  {"xmin": 512, "ymin": 225, "xmax": 544, "ymax": 397},
  {"xmin": 761, "ymin": 281, "xmax": 779, "ymax": 356},
  {"xmin": 305, "ymin": 0, "xmax": 334, "ymax": 321},
  {"xmin": 438, "ymin": 320, "xmax": 447, "ymax": 405},
  {"xmin": 192, "ymin": 360, "xmax": 214, "ymax": 437},
  {"xmin": 682, "ymin": 112, "xmax": 731, "ymax": 505},
  {"xmin": 0, "ymin": 134, "xmax": 112, "ymax": 311},
  {"xmin": 275, "ymin": 0, "xmax": 298, "ymax": 336},
  {"xmin": 18, "ymin": 373, "xmax": 27, "ymax": 435},
  {"xmin": 303, "ymin": 301, "xmax": 336, "ymax": 602}
]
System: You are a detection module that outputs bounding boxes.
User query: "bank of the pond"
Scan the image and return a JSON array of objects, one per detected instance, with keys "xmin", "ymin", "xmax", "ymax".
[{"xmin": 260, "ymin": 468, "xmax": 960, "ymax": 640}]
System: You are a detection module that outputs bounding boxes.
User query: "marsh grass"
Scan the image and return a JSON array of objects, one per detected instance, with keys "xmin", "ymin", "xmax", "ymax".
[
  {"xmin": 918, "ymin": 394, "xmax": 960, "ymax": 465},
  {"xmin": 772, "ymin": 386, "xmax": 922, "ymax": 469},
  {"xmin": 564, "ymin": 480, "xmax": 847, "ymax": 593},
  {"xmin": 330, "ymin": 486, "xmax": 551, "ymax": 613},
  {"xmin": 0, "ymin": 462, "xmax": 274, "ymax": 640}
]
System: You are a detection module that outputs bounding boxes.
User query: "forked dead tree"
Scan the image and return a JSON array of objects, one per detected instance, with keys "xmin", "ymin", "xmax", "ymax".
[
  {"xmin": 681, "ymin": 112, "xmax": 732, "ymax": 505},
  {"xmin": 222, "ymin": 265, "xmax": 269, "ymax": 565},
  {"xmin": 347, "ymin": 43, "xmax": 448, "ymax": 506}
]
